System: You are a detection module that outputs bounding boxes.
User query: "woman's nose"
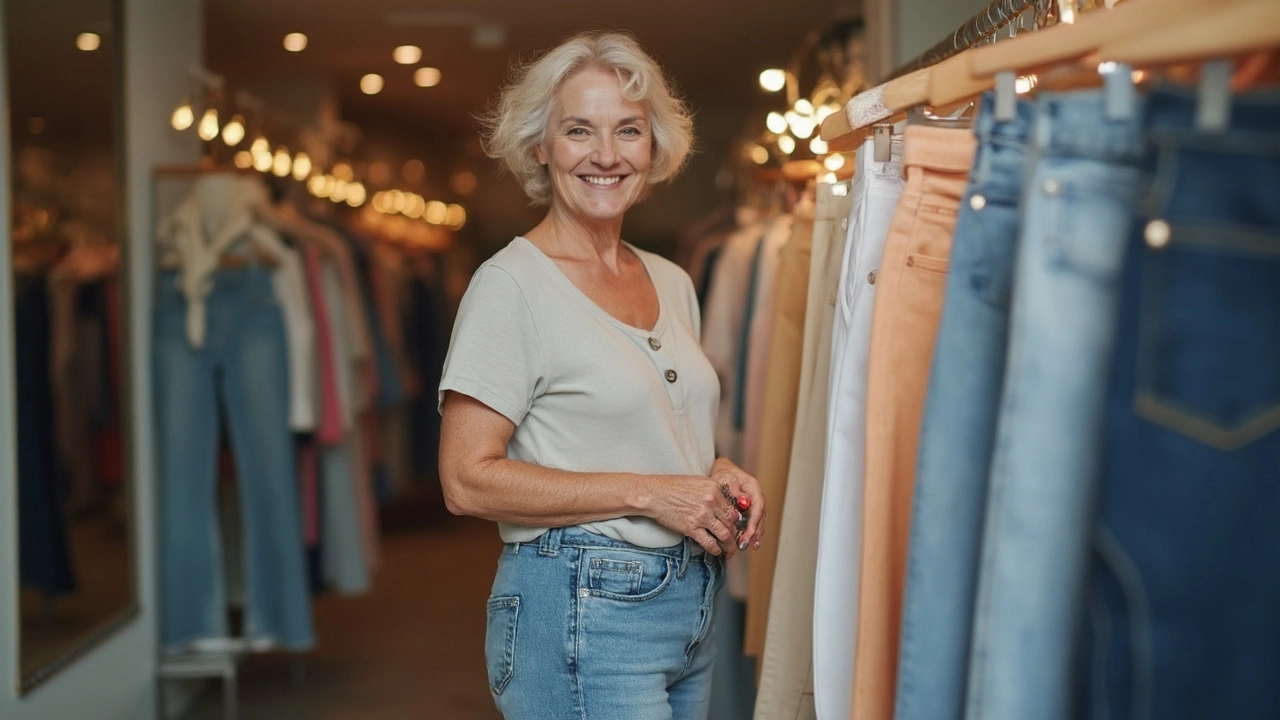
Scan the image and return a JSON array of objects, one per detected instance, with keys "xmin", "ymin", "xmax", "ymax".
[{"xmin": 592, "ymin": 135, "xmax": 619, "ymax": 166}]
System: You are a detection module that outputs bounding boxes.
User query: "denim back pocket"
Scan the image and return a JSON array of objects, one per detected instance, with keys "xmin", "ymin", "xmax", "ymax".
[
  {"xmin": 1133, "ymin": 227, "xmax": 1280, "ymax": 451},
  {"xmin": 581, "ymin": 548, "xmax": 675, "ymax": 602},
  {"xmin": 485, "ymin": 595, "xmax": 520, "ymax": 695}
]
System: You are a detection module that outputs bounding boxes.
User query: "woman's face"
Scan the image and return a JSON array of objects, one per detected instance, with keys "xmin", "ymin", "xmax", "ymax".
[{"xmin": 537, "ymin": 67, "xmax": 652, "ymax": 224}]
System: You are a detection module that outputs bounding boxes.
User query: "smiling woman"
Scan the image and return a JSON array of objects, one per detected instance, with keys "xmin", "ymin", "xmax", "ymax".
[{"xmin": 440, "ymin": 30, "xmax": 767, "ymax": 720}]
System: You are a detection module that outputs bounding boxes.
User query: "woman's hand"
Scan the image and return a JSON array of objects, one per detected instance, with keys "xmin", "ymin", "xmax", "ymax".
[
  {"xmin": 643, "ymin": 459, "xmax": 766, "ymax": 558},
  {"xmin": 709, "ymin": 458, "xmax": 765, "ymax": 552}
]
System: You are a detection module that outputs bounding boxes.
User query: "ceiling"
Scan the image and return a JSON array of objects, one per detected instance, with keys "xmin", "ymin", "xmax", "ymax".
[{"xmin": 204, "ymin": 0, "xmax": 862, "ymax": 254}]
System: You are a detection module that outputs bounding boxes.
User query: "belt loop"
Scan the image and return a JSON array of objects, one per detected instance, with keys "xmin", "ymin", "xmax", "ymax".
[
  {"xmin": 677, "ymin": 539, "xmax": 691, "ymax": 578},
  {"xmin": 537, "ymin": 528, "xmax": 562, "ymax": 557}
]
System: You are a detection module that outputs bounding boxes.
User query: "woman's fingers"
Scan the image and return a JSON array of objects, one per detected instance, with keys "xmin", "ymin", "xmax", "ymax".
[{"xmin": 692, "ymin": 528, "xmax": 722, "ymax": 556}]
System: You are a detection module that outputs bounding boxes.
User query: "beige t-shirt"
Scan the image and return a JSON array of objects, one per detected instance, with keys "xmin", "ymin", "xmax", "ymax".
[{"xmin": 438, "ymin": 237, "xmax": 720, "ymax": 548}]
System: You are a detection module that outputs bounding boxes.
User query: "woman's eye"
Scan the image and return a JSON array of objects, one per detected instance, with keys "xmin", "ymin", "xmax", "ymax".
[
  {"xmin": 567, "ymin": 128, "xmax": 588, "ymax": 137},
  {"xmin": 619, "ymin": 127, "xmax": 641, "ymax": 136}
]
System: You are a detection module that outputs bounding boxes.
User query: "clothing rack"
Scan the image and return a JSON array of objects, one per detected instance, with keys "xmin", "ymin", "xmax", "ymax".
[{"xmin": 888, "ymin": 0, "xmax": 1040, "ymax": 79}]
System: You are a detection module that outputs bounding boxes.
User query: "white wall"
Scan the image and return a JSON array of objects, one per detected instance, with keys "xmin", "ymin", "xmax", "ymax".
[{"xmin": 0, "ymin": 0, "xmax": 201, "ymax": 717}]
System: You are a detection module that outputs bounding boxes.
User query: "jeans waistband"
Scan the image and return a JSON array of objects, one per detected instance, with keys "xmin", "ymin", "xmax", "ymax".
[
  {"xmin": 974, "ymin": 91, "xmax": 1035, "ymax": 145},
  {"xmin": 902, "ymin": 124, "xmax": 978, "ymax": 174},
  {"xmin": 525, "ymin": 527, "xmax": 709, "ymax": 574},
  {"xmin": 1032, "ymin": 89, "xmax": 1147, "ymax": 162},
  {"xmin": 1145, "ymin": 85, "xmax": 1280, "ymax": 151}
]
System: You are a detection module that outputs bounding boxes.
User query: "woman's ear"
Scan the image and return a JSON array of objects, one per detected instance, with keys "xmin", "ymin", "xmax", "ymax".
[{"xmin": 534, "ymin": 144, "xmax": 548, "ymax": 165}]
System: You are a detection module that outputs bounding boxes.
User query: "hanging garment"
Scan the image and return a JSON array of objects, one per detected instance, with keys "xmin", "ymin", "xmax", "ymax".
[
  {"xmin": 853, "ymin": 123, "xmax": 976, "ymax": 720},
  {"xmin": 265, "ymin": 239, "xmax": 319, "ymax": 433},
  {"xmin": 741, "ymin": 215, "xmax": 796, "ymax": 476},
  {"xmin": 812, "ymin": 136, "xmax": 904, "ymax": 720},
  {"xmin": 965, "ymin": 90, "xmax": 1145, "ymax": 720},
  {"xmin": 1083, "ymin": 87, "xmax": 1280, "ymax": 720},
  {"xmin": 754, "ymin": 180, "xmax": 853, "ymax": 720},
  {"xmin": 744, "ymin": 201, "xmax": 815, "ymax": 657},
  {"xmin": 303, "ymin": 246, "xmax": 345, "ymax": 445},
  {"xmin": 154, "ymin": 266, "xmax": 314, "ymax": 651},
  {"xmin": 893, "ymin": 94, "xmax": 1032, "ymax": 720}
]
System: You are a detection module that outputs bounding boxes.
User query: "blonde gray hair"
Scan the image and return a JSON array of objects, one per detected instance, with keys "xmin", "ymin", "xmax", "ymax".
[{"xmin": 480, "ymin": 31, "xmax": 695, "ymax": 205}]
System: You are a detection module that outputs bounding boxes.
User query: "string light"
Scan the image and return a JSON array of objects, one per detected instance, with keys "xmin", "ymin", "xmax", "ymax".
[
  {"xmin": 197, "ymin": 108, "xmax": 220, "ymax": 141},
  {"xmin": 425, "ymin": 200, "xmax": 448, "ymax": 225},
  {"xmin": 371, "ymin": 191, "xmax": 389, "ymax": 213},
  {"xmin": 292, "ymin": 152, "xmax": 312, "ymax": 180},
  {"xmin": 445, "ymin": 204, "xmax": 467, "ymax": 230},
  {"xmin": 794, "ymin": 99, "xmax": 815, "ymax": 117},
  {"xmin": 76, "ymin": 33, "xmax": 101, "ymax": 52},
  {"xmin": 809, "ymin": 137, "xmax": 828, "ymax": 155},
  {"xmin": 404, "ymin": 194, "xmax": 426, "ymax": 218},
  {"xmin": 787, "ymin": 112, "xmax": 816, "ymax": 140},
  {"xmin": 759, "ymin": 69, "xmax": 786, "ymax": 92},
  {"xmin": 361, "ymin": 74, "xmax": 384, "ymax": 95},
  {"xmin": 748, "ymin": 144, "xmax": 769, "ymax": 165},
  {"xmin": 331, "ymin": 179, "xmax": 349, "ymax": 203},
  {"xmin": 777, "ymin": 135, "xmax": 796, "ymax": 155},
  {"xmin": 233, "ymin": 151, "xmax": 253, "ymax": 169},
  {"xmin": 414, "ymin": 67, "xmax": 442, "ymax": 88},
  {"xmin": 272, "ymin": 147, "xmax": 292, "ymax": 177},
  {"xmin": 171, "ymin": 100, "xmax": 194, "ymax": 131},
  {"xmin": 823, "ymin": 154, "xmax": 846, "ymax": 172},
  {"xmin": 253, "ymin": 148, "xmax": 273, "ymax": 173},
  {"xmin": 394, "ymin": 45, "xmax": 422, "ymax": 64},
  {"xmin": 388, "ymin": 190, "xmax": 407, "ymax": 214},
  {"xmin": 221, "ymin": 114, "xmax": 246, "ymax": 146},
  {"xmin": 283, "ymin": 33, "xmax": 308, "ymax": 52},
  {"xmin": 309, "ymin": 174, "xmax": 329, "ymax": 198},
  {"xmin": 766, "ymin": 112, "xmax": 788, "ymax": 134},
  {"xmin": 332, "ymin": 162, "xmax": 354, "ymax": 182},
  {"xmin": 346, "ymin": 182, "xmax": 367, "ymax": 207}
]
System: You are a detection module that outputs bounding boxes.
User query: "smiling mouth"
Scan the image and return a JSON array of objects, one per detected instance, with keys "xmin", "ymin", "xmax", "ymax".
[{"xmin": 580, "ymin": 175, "xmax": 624, "ymax": 187}]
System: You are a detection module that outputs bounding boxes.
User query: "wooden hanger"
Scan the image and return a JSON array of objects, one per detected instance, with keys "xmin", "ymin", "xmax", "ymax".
[{"xmin": 1099, "ymin": 0, "xmax": 1280, "ymax": 68}]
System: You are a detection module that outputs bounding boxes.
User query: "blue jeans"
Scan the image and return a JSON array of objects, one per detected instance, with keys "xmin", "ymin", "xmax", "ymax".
[
  {"xmin": 154, "ymin": 268, "xmax": 314, "ymax": 650},
  {"xmin": 486, "ymin": 527, "xmax": 722, "ymax": 719},
  {"xmin": 965, "ymin": 91, "xmax": 1146, "ymax": 720},
  {"xmin": 1083, "ymin": 88, "xmax": 1280, "ymax": 720},
  {"xmin": 895, "ymin": 93, "xmax": 1031, "ymax": 720}
]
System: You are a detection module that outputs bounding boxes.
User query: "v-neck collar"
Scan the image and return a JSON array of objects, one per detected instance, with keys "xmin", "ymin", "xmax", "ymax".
[{"xmin": 514, "ymin": 236, "xmax": 667, "ymax": 338}]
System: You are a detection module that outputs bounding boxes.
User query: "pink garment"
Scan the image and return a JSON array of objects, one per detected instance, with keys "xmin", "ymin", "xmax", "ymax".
[
  {"xmin": 304, "ymin": 246, "xmax": 345, "ymax": 444},
  {"xmin": 298, "ymin": 442, "xmax": 320, "ymax": 545}
]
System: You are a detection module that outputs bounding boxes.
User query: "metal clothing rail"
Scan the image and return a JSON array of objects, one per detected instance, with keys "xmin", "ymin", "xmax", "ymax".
[{"xmin": 889, "ymin": 0, "xmax": 1040, "ymax": 79}]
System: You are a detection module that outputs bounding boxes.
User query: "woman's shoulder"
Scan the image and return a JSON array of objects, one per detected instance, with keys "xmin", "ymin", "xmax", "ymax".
[{"xmin": 626, "ymin": 242, "xmax": 694, "ymax": 292}]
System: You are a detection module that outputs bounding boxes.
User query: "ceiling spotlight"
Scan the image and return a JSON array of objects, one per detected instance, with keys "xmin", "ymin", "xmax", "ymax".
[
  {"xmin": 233, "ymin": 151, "xmax": 253, "ymax": 169},
  {"xmin": 272, "ymin": 148, "xmax": 292, "ymax": 177},
  {"xmin": 777, "ymin": 135, "xmax": 796, "ymax": 155},
  {"xmin": 759, "ymin": 69, "xmax": 786, "ymax": 93},
  {"xmin": 76, "ymin": 33, "xmax": 101, "ymax": 52},
  {"xmin": 283, "ymin": 33, "xmax": 308, "ymax": 52},
  {"xmin": 414, "ymin": 67, "xmax": 442, "ymax": 88},
  {"xmin": 197, "ymin": 108, "xmax": 220, "ymax": 141},
  {"xmin": 394, "ymin": 45, "xmax": 422, "ymax": 65},
  {"xmin": 221, "ymin": 114, "xmax": 246, "ymax": 146},
  {"xmin": 809, "ymin": 136, "xmax": 828, "ymax": 155},
  {"xmin": 361, "ymin": 73, "xmax": 384, "ymax": 95},
  {"xmin": 748, "ymin": 144, "xmax": 769, "ymax": 165},
  {"xmin": 171, "ymin": 99, "xmax": 194, "ymax": 131},
  {"xmin": 292, "ymin": 152, "xmax": 312, "ymax": 181},
  {"xmin": 824, "ymin": 153, "xmax": 847, "ymax": 172},
  {"xmin": 766, "ymin": 112, "xmax": 788, "ymax": 135}
]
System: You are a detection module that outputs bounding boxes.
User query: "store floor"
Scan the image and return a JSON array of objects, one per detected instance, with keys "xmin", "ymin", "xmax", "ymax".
[{"xmin": 188, "ymin": 511, "xmax": 504, "ymax": 720}]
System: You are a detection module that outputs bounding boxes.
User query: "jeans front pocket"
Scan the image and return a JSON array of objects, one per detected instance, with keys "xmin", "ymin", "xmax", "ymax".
[
  {"xmin": 1134, "ymin": 226, "xmax": 1280, "ymax": 451},
  {"xmin": 485, "ymin": 595, "xmax": 520, "ymax": 695},
  {"xmin": 581, "ymin": 548, "xmax": 675, "ymax": 602}
]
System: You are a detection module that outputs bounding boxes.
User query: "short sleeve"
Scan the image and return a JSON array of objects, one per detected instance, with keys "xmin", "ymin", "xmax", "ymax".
[{"xmin": 438, "ymin": 266, "xmax": 545, "ymax": 426}]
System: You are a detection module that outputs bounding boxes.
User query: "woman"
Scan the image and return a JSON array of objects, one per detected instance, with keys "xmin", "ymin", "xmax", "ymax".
[{"xmin": 438, "ymin": 31, "xmax": 767, "ymax": 719}]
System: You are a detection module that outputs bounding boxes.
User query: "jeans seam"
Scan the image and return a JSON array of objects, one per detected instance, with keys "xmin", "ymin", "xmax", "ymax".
[{"xmin": 569, "ymin": 548, "xmax": 586, "ymax": 720}]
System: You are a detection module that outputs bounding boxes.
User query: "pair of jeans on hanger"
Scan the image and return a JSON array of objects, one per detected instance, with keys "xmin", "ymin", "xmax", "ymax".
[{"xmin": 154, "ymin": 266, "xmax": 314, "ymax": 650}]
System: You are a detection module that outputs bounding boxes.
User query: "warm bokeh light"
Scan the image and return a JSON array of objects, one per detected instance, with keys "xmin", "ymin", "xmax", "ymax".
[
  {"xmin": 171, "ymin": 101, "xmax": 194, "ymax": 131},
  {"xmin": 777, "ymin": 135, "xmax": 796, "ymax": 155},
  {"xmin": 332, "ymin": 162, "xmax": 354, "ymax": 182},
  {"xmin": 809, "ymin": 136, "xmax": 828, "ymax": 155},
  {"xmin": 404, "ymin": 193, "xmax": 426, "ymax": 218},
  {"xmin": 197, "ymin": 108, "xmax": 220, "ymax": 141},
  {"xmin": 371, "ymin": 191, "xmax": 389, "ymax": 213},
  {"xmin": 233, "ymin": 151, "xmax": 253, "ymax": 169},
  {"xmin": 445, "ymin": 204, "xmax": 467, "ymax": 230},
  {"xmin": 292, "ymin": 152, "xmax": 312, "ymax": 180},
  {"xmin": 76, "ymin": 33, "xmax": 101, "ymax": 52},
  {"xmin": 766, "ymin": 112, "xmax": 788, "ymax": 135},
  {"xmin": 221, "ymin": 115, "xmax": 246, "ymax": 146},
  {"xmin": 283, "ymin": 33, "xmax": 308, "ymax": 52},
  {"xmin": 749, "ymin": 144, "xmax": 769, "ymax": 165},
  {"xmin": 394, "ymin": 45, "xmax": 422, "ymax": 65},
  {"xmin": 794, "ymin": 99, "xmax": 815, "ymax": 117},
  {"xmin": 414, "ymin": 67, "xmax": 442, "ymax": 88},
  {"xmin": 786, "ymin": 111, "xmax": 816, "ymax": 139},
  {"xmin": 331, "ymin": 179, "xmax": 349, "ymax": 203},
  {"xmin": 361, "ymin": 74, "xmax": 384, "ymax": 95},
  {"xmin": 425, "ymin": 200, "xmax": 448, "ymax": 225},
  {"xmin": 346, "ymin": 182, "xmax": 367, "ymax": 207},
  {"xmin": 823, "ymin": 153, "xmax": 846, "ymax": 172},
  {"xmin": 272, "ymin": 147, "xmax": 292, "ymax": 177},
  {"xmin": 402, "ymin": 159, "xmax": 426, "ymax": 183},
  {"xmin": 387, "ymin": 190, "xmax": 407, "ymax": 214},
  {"xmin": 368, "ymin": 161, "xmax": 392, "ymax": 186},
  {"xmin": 451, "ymin": 171, "xmax": 478, "ymax": 196},
  {"xmin": 309, "ymin": 174, "xmax": 329, "ymax": 197},
  {"xmin": 759, "ymin": 69, "xmax": 786, "ymax": 92},
  {"xmin": 253, "ymin": 149, "xmax": 273, "ymax": 173}
]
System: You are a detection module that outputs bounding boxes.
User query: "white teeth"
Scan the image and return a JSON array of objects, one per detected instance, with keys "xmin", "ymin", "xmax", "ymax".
[{"xmin": 583, "ymin": 176, "xmax": 621, "ymax": 186}]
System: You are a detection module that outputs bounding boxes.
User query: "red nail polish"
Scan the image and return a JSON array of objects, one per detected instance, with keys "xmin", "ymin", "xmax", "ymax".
[{"xmin": 737, "ymin": 496, "xmax": 752, "ymax": 511}]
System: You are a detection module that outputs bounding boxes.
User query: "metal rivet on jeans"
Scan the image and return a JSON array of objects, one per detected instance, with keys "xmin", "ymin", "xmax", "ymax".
[
  {"xmin": 648, "ymin": 337, "xmax": 662, "ymax": 351},
  {"xmin": 969, "ymin": 194, "xmax": 987, "ymax": 211},
  {"xmin": 1042, "ymin": 179, "xmax": 1062, "ymax": 196},
  {"xmin": 1144, "ymin": 219, "xmax": 1172, "ymax": 249},
  {"xmin": 665, "ymin": 369, "xmax": 678, "ymax": 383},
  {"xmin": 868, "ymin": 269, "xmax": 878, "ymax": 285},
  {"xmin": 579, "ymin": 588, "xmax": 590, "ymax": 598}
]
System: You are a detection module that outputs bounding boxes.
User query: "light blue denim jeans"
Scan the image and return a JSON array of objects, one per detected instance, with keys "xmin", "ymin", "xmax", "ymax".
[
  {"xmin": 486, "ymin": 526, "xmax": 723, "ymax": 719},
  {"xmin": 154, "ymin": 268, "xmax": 314, "ymax": 650},
  {"xmin": 895, "ymin": 92, "xmax": 1032, "ymax": 720},
  {"xmin": 1083, "ymin": 87, "xmax": 1280, "ymax": 720},
  {"xmin": 965, "ymin": 91, "xmax": 1146, "ymax": 720}
]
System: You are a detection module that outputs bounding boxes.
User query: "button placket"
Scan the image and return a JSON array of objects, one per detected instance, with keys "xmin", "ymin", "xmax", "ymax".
[{"xmin": 644, "ymin": 332, "xmax": 685, "ymax": 413}]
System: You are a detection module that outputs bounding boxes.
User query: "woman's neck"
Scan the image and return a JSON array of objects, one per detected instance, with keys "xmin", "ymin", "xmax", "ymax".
[{"xmin": 526, "ymin": 203, "xmax": 625, "ymax": 265}]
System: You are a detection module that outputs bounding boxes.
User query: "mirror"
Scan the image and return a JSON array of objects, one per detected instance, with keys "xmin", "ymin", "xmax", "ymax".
[{"xmin": 6, "ymin": 0, "xmax": 136, "ymax": 693}]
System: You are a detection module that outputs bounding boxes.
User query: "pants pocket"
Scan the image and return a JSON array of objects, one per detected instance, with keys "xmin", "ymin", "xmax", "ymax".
[{"xmin": 485, "ymin": 595, "xmax": 520, "ymax": 695}]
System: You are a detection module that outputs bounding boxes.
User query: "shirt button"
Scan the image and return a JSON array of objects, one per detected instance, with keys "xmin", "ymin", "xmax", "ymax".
[
  {"xmin": 665, "ymin": 369, "xmax": 678, "ymax": 383},
  {"xmin": 969, "ymin": 194, "xmax": 987, "ymax": 211},
  {"xmin": 868, "ymin": 269, "xmax": 878, "ymax": 285},
  {"xmin": 648, "ymin": 337, "xmax": 662, "ymax": 351}
]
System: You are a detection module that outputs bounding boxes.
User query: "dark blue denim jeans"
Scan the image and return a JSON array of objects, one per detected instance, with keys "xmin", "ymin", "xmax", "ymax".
[
  {"xmin": 896, "ymin": 93, "xmax": 1032, "ymax": 720},
  {"xmin": 1084, "ymin": 87, "xmax": 1280, "ymax": 720}
]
